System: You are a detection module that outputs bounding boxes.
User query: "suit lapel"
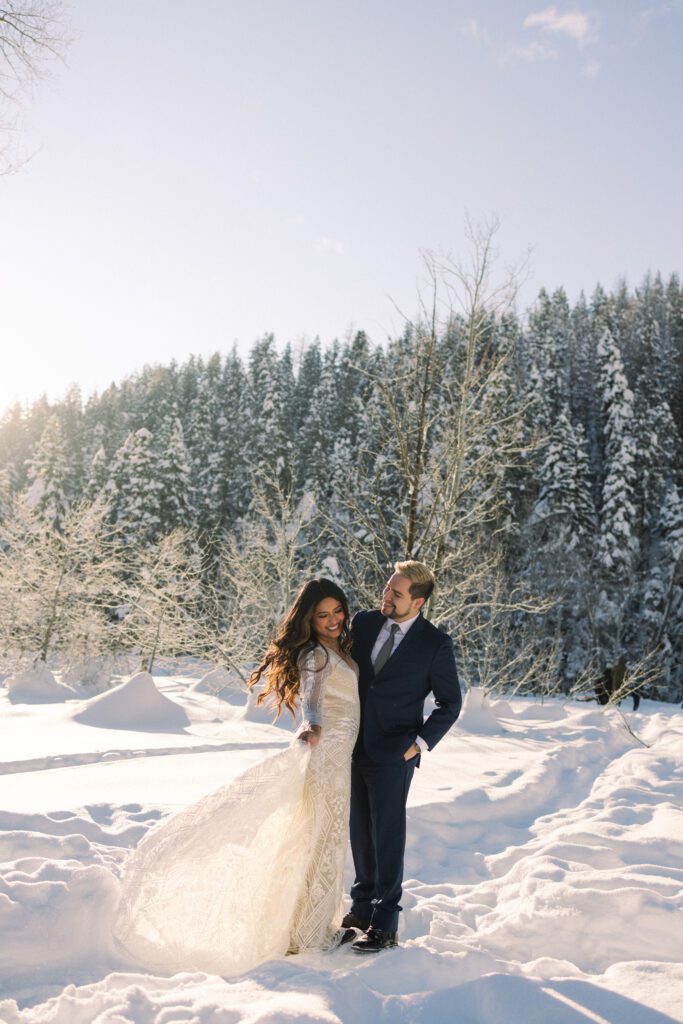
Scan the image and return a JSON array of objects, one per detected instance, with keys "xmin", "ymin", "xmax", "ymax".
[
  {"xmin": 367, "ymin": 611, "xmax": 385, "ymax": 650},
  {"xmin": 354, "ymin": 611, "xmax": 385, "ymax": 665}
]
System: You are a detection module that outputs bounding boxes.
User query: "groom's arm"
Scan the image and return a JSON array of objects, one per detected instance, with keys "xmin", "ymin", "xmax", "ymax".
[{"xmin": 418, "ymin": 633, "xmax": 462, "ymax": 751}]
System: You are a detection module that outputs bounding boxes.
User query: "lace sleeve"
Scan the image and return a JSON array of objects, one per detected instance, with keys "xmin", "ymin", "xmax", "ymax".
[{"xmin": 295, "ymin": 646, "xmax": 331, "ymax": 737}]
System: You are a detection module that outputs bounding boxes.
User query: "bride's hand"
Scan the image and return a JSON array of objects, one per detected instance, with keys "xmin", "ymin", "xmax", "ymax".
[{"xmin": 299, "ymin": 730, "xmax": 320, "ymax": 747}]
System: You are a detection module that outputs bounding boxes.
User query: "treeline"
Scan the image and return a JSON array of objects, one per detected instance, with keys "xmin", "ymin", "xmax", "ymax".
[{"xmin": 1, "ymin": 264, "xmax": 681, "ymax": 702}]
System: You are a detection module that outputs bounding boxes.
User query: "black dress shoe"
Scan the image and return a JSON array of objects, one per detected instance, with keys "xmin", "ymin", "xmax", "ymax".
[
  {"xmin": 336, "ymin": 927, "xmax": 357, "ymax": 946},
  {"xmin": 351, "ymin": 927, "xmax": 398, "ymax": 953},
  {"xmin": 341, "ymin": 911, "xmax": 370, "ymax": 931}
]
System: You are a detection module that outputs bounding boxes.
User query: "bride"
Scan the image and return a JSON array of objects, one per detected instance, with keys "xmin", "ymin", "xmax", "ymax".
[{"xmin": 113, "ymin": 578, "xmax": 360, "ymax": 975}]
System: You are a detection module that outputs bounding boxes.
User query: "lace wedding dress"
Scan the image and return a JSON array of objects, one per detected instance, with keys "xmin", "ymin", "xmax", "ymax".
[{"xmin": 113, "ymin": 648, "xmax": 359, "ymax": 975}]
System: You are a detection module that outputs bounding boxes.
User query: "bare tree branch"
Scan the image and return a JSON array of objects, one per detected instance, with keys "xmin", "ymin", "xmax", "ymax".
[{"xmin": 0, "ymin": 1, "xmax": 70, "ymax": 171}]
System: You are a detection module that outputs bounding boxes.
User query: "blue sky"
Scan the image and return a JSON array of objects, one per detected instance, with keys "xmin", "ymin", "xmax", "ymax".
[{"xmin": 0, "ymin": 0, "xmax": 681, "ymax": 411}]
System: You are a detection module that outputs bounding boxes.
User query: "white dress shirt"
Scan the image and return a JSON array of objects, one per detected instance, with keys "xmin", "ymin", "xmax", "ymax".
[{"xmin": 371, "ymin": 613, "xmax": 420, "ymax": 665}]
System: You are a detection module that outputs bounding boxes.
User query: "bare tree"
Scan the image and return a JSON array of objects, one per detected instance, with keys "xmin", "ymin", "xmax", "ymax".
[
  {"xmin": 0, "ymin": 496, "xmax": 124, "ymax": 669},
  {"xmin": 0, "ymin": 497, "xmax": 239, "ymax": 679},
  {"xmin": 0, "ymin": 1, "xmax": 69, "ymax": 172},
  {"xmin": 116, "ymin": 528, "xmax": 208, "ymax": 674},
  {"xmin": 326, "ymin": 217, "xmax": 547, "ymax": 689},
  {"xmin": 208, "ymin": 471, "xmax": 319, "ymax": 681}
]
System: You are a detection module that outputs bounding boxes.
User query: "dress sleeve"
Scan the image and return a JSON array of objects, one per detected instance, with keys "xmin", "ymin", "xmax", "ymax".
[{"xmin": 295, "ymin": 646, "xmax": 331, "ymax": 737}]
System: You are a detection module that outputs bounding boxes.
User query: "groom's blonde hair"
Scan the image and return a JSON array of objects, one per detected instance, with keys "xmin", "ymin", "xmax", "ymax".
[{"xmin": 394, "ymin": 560, "xmax": 435, "ymax": 602}]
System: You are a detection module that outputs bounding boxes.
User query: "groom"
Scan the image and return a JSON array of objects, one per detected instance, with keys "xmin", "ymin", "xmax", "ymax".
[{"xmin": 343, "ymin": 560, "xmax": 462, "ymax": 952}]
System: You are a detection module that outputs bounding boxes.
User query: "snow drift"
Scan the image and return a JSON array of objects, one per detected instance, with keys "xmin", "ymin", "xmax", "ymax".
[
  {"xmin": 71, "ymin": 672, "xmax": 190, "ymax": 731},
  {"xmin": 191, "ymin": 666, "xmax": 246, "ymax": 705},
  {"xmin": 5, "ymin": 664, "xmax": 76, "ymax": 704}
]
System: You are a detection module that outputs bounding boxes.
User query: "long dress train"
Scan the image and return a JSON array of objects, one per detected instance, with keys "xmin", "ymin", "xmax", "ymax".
[{"xmin": 113, "ymin": 648, "xmax": 359, "ymax": 975}]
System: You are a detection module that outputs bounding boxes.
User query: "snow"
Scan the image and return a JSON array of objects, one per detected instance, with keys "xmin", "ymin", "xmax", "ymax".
[
  {"xmin": 191, "ymin": 666, "xmax": 247, "ymax": 706},
  {"xmin": 71, "ymin": 672, "xmax": 190, "ymax": 732},
  {"xmin": 321, "ymin": 556, "xmax": 340, "ymax": 578},
  {"xmin": 0, "ymin": 676, "xmax": 682, "ymax": 1023},
  {"xmin": 456, "ymin": 684, "xmax": 506, "ymax": 734},
  {"xmin": 5, "ymin": 665, "xmax": 76, "ymax": 705}
]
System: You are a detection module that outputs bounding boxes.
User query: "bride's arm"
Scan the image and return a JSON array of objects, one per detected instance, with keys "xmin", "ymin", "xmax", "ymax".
[{"xmin": 295, "ymin": 646, "xmax": 330, "ymax": 745}]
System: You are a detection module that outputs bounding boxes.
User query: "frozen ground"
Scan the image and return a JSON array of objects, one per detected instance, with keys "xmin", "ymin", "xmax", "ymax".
[{"xmin": 0, "ymin": 669, "xmax": 682, "ymax": 1023}]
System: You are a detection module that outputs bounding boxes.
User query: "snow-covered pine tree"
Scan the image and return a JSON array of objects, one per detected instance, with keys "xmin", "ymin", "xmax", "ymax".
[
  {"xmin": 523, "ymin": 287, "xmax": 574, "ymax": 421},
  {"xmin": 108, "ymin": 427, "xmax": 164, "ymax": 546},
  {"xmin": 530, "ymin": 407, "xmax": 595, "ymax": 551},
  {"xmin": 640, "ymin": 483, "xmax": 683, "ymax": 701},
  {"xmin": 569, "ymin": 291, "xmax": 601, "ymax": 491},
  {"xmin": 664, "ymin": 273, "xmax": 683, "ymax": 435},
  {"xmin": 244, "ymin": 335, "xmax": 295, "ymax": 493},
  {"xmin": 86, "ymin": 443, "xmax": 110, "ymax": 503},
  {"xmin": 296, "ymin": 344, "xmax": 340, "ymax": 501},
  {"xmin": 322, "ymin": 331, "xmax": 376, "ymax": 518},
  {"xmin": 125, "ymin": 363, "xmax": 182, "ymax": 434},
  {"xmin": 596, "ymin": 327, "xmax": 639, "ymax": 576},
  {"xmin": 157, "ymin": 417, "xmax": 193, "ymax": 533},
  {"xmin": 58, "ymin": 385, "xmax": 86, "ymax": 500},
  {"xmin": 594, "ymin": 326, "xmax": 640, "ymax": 665},
  {"xmin": 83, "ymin": 382, "xmax": 127, "ymax": 461},
  {"xmin": 293, "ymin": 339, "xmax": 323, "ymax": 440},
  {"xmin": 25, "ymin": 414, "xmax": 71, "ymax": 532},
  {"xmin": 209, "ymin": 349, "xmax": 249, "ymax": 529},
  {"xmin": 0, "ymin": 402, "xmax": 32, "ymax": 495},
  {"xmin": 526, "ymin": 408, "xmax": 596, "ymax": 681}
]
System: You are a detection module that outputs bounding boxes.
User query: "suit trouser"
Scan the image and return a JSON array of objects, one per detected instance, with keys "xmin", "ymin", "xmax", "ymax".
[{"xmin": 349, "ymin": 753, "xmax": 419, "ymax": 933}]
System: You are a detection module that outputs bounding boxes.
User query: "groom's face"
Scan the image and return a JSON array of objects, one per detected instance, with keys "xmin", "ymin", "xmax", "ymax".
[{"xmin": 381, "ymin": 573, "xmax": 424, "ymax": 622}]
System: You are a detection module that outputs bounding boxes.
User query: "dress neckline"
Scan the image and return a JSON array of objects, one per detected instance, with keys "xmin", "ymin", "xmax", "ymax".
[{"xmin": 321, "ymin": 645, "xmax": 358, "ymax": 676}]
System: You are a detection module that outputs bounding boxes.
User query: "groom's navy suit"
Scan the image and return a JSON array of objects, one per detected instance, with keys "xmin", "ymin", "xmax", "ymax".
[{"xmin": 349, "ymin": 609, "xmax": 461, "ymax": 932}]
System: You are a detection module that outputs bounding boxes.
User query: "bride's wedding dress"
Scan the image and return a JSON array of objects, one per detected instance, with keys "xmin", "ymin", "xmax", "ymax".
[{"xmin": 113, "ymin": 648, "xmax": 359, "ymax": 975}]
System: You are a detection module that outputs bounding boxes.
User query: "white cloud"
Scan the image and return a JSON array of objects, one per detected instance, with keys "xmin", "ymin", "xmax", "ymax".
[
  {"xmin": 315, "ymin": 236, "xmax": 345, "ymax": 256},
  {"xmin": 581, "ymin": 58, "xmax": 601, "ymax": 78},
  {"xmin": 524, "ymin": 6, "xmax": 599, "ymax": 45}
]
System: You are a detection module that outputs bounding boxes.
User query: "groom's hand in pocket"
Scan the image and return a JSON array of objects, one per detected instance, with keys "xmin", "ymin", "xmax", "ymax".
[{"xmin": 403, "ymin": 742, "xmax": 420, "ymax": 760}]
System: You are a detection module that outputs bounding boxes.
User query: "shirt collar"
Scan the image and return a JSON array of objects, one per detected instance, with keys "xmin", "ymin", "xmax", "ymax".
[{"xmin": 384, "ymin": 612, "xmax": 421, "ymax": 635}]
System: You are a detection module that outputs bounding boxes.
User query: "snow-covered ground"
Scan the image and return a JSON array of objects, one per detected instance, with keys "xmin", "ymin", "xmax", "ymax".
[{"xmin": 1, "ymin": 669, "xmax": 682, "ymax": 1023}]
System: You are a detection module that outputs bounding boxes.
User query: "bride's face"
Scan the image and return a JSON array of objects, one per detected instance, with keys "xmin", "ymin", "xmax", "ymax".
[{"xmin": 311, "ymin": 597, "xmax": 345, "ymax": 644}]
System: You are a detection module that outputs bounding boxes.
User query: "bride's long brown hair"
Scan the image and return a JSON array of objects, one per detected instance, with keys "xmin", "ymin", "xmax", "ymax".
[{"xmin": 248, "ymin": 578, "xmax": 352, "ymax": 719}]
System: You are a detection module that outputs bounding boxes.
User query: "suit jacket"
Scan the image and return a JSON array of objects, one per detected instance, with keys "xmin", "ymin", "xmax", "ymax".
[{"xmin": 351, "ymin": 609, "xmax": 462, "ymax": 763}]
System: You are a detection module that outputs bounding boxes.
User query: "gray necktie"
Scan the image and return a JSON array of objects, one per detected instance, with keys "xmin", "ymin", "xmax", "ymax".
[{"xmin": 373, "ymin": 623, "xmax": 400, "ymax": 674}]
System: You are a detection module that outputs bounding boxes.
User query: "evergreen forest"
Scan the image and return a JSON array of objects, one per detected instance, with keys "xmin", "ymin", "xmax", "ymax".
[{"xmin": 1, "ymin": 268, "xmax": 681, "ymax": 703}]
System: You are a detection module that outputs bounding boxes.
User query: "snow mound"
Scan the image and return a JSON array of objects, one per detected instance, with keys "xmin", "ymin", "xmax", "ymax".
[
  {"xmin": 72, "ymin": 672, "xmax": 190, "ymax": 732},
  {"xmin": 5, "ymin": 664, "xmax": 77, "ymax": 704},
  {"xmin": 0, "ymin": 849, "xmax": 120, "ymax": 989},
  {"xmin": 191, "ymin": 666, "xmax": 247, "ymax": 705},
  {"xmin": 513, "ymin": 700, "xmax": 567, "ymax": 721},
  {"xmin": 457, "ymin": 687, "xmax": 506, "ymax": 735},
  {"xmin": 487, "ymin": 696, "xmax": 515, "ymax": 718}
]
